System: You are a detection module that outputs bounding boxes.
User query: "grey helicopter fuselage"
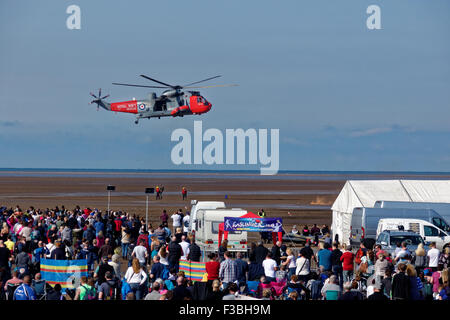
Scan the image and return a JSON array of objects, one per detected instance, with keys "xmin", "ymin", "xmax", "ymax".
[{"xmin": 94, "ymin": 90, "xmax": 212, "ymax": 124}]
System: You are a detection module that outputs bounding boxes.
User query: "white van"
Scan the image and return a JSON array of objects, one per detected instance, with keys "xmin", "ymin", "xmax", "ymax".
[
  {"xmin": 350, "ymin": 207, "xmax": 450, "ymax": 248},
  {"xmin": 188, "ymin": 200, "xmax": 226, "ymax": 233},
  {"xmin": 194, "ymin": 208, "xmax": 248, "ymax": 261},
  {"xmin": 377, "ymin": 218, "xmax": 450, "ymax": 251}
]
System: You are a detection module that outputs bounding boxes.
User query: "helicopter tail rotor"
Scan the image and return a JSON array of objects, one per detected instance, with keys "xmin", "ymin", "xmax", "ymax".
[{"xmin": 90, "ymin": 88, "xmax": 110, "ymax": 111}]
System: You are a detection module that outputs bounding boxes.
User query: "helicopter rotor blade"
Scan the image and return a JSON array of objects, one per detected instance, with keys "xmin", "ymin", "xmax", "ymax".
[
  {"xmin": 182, "ymin": 75, "xmax": 222, "ymax": 87},
  {"xmin": 140, "ymin": 75, "xmax": 176, "ymax": 88},
  {"xmin": 184, "ymin": 84, "xmax": 239, "ymax": 89},
  {"xmin": 112, "ymin": 82, "xmax": 168, "ymax": 88},
  {"xmin": 100, "ymin": 95, "xmax": 110, "ymax": 100}
]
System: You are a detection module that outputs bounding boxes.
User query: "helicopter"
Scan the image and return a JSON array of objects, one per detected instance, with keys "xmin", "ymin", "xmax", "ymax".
[{"xmin": 90, "ymin": 74, "xmax": 236, "ymax": 124}]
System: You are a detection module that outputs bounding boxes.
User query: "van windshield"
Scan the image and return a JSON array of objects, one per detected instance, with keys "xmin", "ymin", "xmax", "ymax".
[
  {"xmin": 432, "ymin": 217, "xmax": 450, "ymax": 232},
  {"xmin": 211, "ymin": 222, "xmax": 241, "ymax": 235},
  {"xmin": 390, "ymin": 235, "xmax": 424, "ymax": 246}
]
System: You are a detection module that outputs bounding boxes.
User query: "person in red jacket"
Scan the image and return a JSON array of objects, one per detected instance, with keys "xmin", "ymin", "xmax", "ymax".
[
  {"xmin": 205, "ymin": 252, "xmax": 220, "ymax": 289},
  {"xmin": 340, "ymin": 243, "xmax": 354, "ymax": 283}
]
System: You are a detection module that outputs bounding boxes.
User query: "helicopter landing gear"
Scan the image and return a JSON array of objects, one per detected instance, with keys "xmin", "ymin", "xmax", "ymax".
[{"xmin": 134, "ymin": 119, "xmax": 139, "ymax": 124}]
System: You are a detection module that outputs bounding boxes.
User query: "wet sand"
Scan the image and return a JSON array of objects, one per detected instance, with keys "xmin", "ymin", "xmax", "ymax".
[{"xmin": 0, "ymin": 172, "xmax": 345, "ymax": 233}]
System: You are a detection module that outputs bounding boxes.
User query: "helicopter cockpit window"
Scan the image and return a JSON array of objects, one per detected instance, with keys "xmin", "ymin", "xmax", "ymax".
[{"xmin": 197, "ymin": 97, "xmax": 204, "ymax": 104}]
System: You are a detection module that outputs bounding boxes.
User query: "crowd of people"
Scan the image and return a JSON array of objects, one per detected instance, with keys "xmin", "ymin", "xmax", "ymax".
[{"xmin": 0, "ymin": 204, "xmax": 448, "ymax": 301}]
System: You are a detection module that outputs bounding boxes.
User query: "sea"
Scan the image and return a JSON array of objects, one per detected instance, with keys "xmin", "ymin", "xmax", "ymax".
[{"xmin": 1, "ymin": 168, "xmax": 450, "ymax": 181}]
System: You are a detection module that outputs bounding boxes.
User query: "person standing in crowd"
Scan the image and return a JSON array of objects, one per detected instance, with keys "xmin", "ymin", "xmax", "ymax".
[
  {"xmin": 205, "ymin": 253, "xmax": 220, "ymax": 286},
  {"xmin": 121, "ymin": 225, "xmax": 131, "ymax": 259},
  {"xmin": 331, "ymin": 243, "xmax": 343, "ymax": 288},
  {"xmin": 98, "ymin": 237, "xmax": 114, "ymax": 259},
  {"xmin": 374, "ymin": 253, "xmax": 390, "ymax": 283},
  {"xmin": 160, "ymin": 210, "xmax": 169, "ymax": 226},
  {"xmin": 168, "ymin": 235, "xmax": 182, "ymax": 272},
  {"xmin": 411, "ymin": 243, "xmax": 427, "ymax": 274},
  {"xmin": 340, "ymin": 243, "xmax": 354, "ymax": 283},
  {"xmin": 171, "ymin": 211, "xmax": 182, "ymax": 235},
  {"xmin": 219, "ymin": 251, "xmax": 238, "ymax": 290},
  {"xmin": 218, "ymin": 240, "xmax": 228, "ymax": 262},
  {"xmin": 182, "ymin": 212, "xmax": 190, "ymax": 235},
  {"xmin": 254, "ymin": 241, "xmax": 269, "ymax": 265},
  {"xmin": 235, "ymin": 252, "xmax": 248, "ymax": 290},
  {"xmin": 427, "ymin": 242, "xmax": 440, "ymax": 271},
  {"xmin": 406, "ymin": 263, "xmax": 423, "ymax": 300},
  {"xmin": 392, "ymin": 263, "xmax": 410, "ymax": 300},
  {"xmin": 187, "ymin": 237, "xmax": 201, "ymax": 262},
  {"xmin": 300, "ymin": 240, "xmax": 317, "ymax": 267},
  {"xmin": 124, "ymin": 258, "xmax": 148, "ymax": 300},
  {"xmin": 439, "ymin": 247, "xmax": 450, "ymax": 269},
  {"xmin": 317, "ymin": 242, "xmax": 332, "ymax": 273},
  {"xmin": 149, "ymin": 255, "xmax": 165, "ymax": 281},
  {"xmin": 271, "ymin": 241, "xmax": 282, "ymax": 266},
  {"xmin": 132, "ymin": 239, "xmax": 148, "ymax": 268},
  {"xmin": 295, "ymin": 250, "xmax": 310, "ymax": 283},
  {"xmin": 283, "ymin": 248, "xmax": 297, "ymax": 279},
  {"xmin": 262, "ymin": 252, "xmax": 278, "ymax": 282},
  {"xmin": 179, "ymin": 235, "xmax": 190, "ymax": 260}
]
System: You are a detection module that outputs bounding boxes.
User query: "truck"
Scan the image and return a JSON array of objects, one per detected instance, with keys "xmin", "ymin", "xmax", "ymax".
[
  {"xmin": 373, "ymin": 200, "xmax": 450, "ymax": 232},
  {"xmin": 193, "ymin": 208, "xmax": 248, "ymax": 261},
  {"xmin": 376, "ymin": 218, "xmax": 450, "ymax": 250},
  {"xmin": 188, "ymin": 200, "xmax": 226, "ymax": 234},
  {"xmin": 349, "ymin": 207, "xmax": 450, "ymax": 248}
]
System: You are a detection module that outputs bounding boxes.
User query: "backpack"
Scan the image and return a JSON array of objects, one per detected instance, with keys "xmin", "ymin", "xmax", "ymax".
[
  {"xmin": 161, "ymin": 265, "xmax": 170, "ymax": 280},
  {"xmin": 82, "ymin": 285, "xmax": 97, "ymax": 300},
  {"xmin": 121, "ymin": 280, "xmax": 132, "ymax": 300},
  {"xmin": 164, "ymin": 279, "xmax": 174, "ymax": 291}
]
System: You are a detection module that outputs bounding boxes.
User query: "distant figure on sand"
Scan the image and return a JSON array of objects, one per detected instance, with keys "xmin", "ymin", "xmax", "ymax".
[
  {"xmin": 155, "ymin": 186, "xmax": 161, "ymax": 200},
  {"xmin": 155, "ymin": 186, "xmax": 165, "ymax": 200}
]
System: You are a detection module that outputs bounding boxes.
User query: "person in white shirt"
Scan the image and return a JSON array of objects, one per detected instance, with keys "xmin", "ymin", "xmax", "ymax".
[
  {"xmin": 179, "ymin": 235, "xmax": 190, "ymax": 260},
  {"xmin": 124, "ymin": 258, "xmax": 148, "ymax": 300},
  {"xmin": 182, "ymin": 213, "xmax": 190, "ymax": 234},
  {"xmin": 171, "ymin": 212, "xmax": 182, "ymax": 234},
  {"xmin": 132, "ymin": 239, "xmax": 148, "ymax": 267},
  {"xmin": 262, "ymin": 253, "xmax": 278, "ymax": 282},
  {"xmin": 295, "ymin": 251, "xmax": 310, "ymax": 282},
  {"xmin": 427, "ymin": 242, "xmax": 440, "ymax": 269},
  {"xmin": 45, "ymin": 241, "xmax": 56, "ymax": 258}
]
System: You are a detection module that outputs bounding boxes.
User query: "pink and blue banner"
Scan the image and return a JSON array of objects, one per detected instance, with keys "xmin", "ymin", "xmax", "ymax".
[{"xmin": 224, "ymin": 217, "xmax": 283, "ymax": 232}]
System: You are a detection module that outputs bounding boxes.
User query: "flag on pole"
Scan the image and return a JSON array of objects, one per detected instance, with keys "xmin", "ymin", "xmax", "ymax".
[
  {"xmin": 40, "ymin": 259, "xmax": 88, "ymax": 292},
  {"xmin": 179, "ymin": 259, "xmax": 206, "ymax": 281}
]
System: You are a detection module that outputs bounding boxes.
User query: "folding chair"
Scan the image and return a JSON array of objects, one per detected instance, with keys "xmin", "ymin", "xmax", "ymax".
[
  {"xmin": 270, "ymin": 280, "xmax": 287, "ymax": 297},
  {"xmin": 6, "ymin": 283, "xmax": 21, "ymax": 301},
  {"xmin": 246, "ymin": 281, "xmax": 259, "ymax": 297},
  {"xmin": 32, "ymin": 279, "xmax": 47, "ymax": 300},
  {"xmin": 325, "ymin": 290, "xmax": 339, "ymax": 300}
]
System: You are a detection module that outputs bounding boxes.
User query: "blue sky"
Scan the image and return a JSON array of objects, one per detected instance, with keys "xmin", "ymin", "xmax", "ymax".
[{"xmin": 0, "ymin": 0, "xmax": 449, "ymax": 171}]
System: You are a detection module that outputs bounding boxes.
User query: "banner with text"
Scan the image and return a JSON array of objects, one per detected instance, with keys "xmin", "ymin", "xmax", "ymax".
[{"xmin": 224, "ymin": 217, "xmax": 282, "ymax": 232}]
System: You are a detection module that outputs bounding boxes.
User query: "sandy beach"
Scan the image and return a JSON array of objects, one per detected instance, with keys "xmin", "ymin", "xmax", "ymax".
[
  {"xmin": 2, "ymin": 170, "xmax": 450, "ymax": 237},
  {"xmin": 0, "ymin": 171, "xmax": 346, "ymax": 234}
]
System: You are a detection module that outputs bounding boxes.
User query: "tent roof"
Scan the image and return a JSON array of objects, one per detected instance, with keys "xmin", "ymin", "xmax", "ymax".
[
  {"xmin": 239, "ymin": 211, "xmax": 260, "ymax": 219},
  {"xmin": 331, "ymin": 180, "xmax": 450, "ymax": 214}
]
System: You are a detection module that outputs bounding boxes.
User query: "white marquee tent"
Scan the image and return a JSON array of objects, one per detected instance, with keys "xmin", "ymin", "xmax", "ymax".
[{"xmin": 331, "ymin": 180, "xmax": 450, "ymax": 244}]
